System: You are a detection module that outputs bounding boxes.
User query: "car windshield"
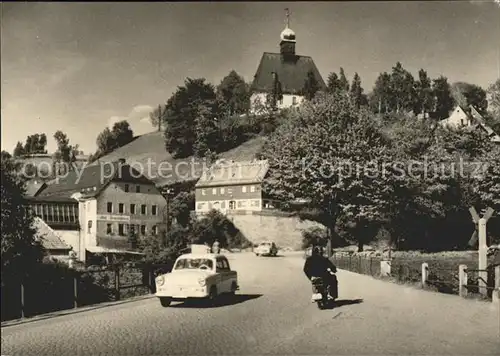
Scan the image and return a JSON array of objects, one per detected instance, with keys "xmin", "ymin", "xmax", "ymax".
[{"xmin": 174, "ymin": 258, "xmax": 213, "ymax": 270}]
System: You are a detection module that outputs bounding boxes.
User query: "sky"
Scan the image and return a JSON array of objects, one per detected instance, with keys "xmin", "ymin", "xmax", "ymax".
[{"xmin": 1, "ymin": 1, "xmax": 500, "ymax": 154}]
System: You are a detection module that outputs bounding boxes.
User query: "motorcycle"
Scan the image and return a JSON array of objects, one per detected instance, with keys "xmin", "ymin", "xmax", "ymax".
[{"xmin": 310, "ymin": 268, "xmax": 337, "ymax": 310}]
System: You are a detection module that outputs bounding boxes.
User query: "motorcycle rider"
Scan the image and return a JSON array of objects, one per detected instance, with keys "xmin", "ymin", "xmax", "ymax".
[{"xmin": 303, "ymin": 245, "xmax": 338, "ymax": 299}]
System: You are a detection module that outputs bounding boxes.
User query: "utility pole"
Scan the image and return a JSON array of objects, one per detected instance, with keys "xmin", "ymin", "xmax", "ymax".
[
  {"xmin": 326, "ymin": 199, "xmax": 334, "ymax": 258},
  {"xmin": 469, "ymin": 206, "xmax": 495, "ymax": 296}
]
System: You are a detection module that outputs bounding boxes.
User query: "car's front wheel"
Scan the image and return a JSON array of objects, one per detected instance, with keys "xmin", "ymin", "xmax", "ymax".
[
  {"xmin": 207, "ymin": 286, "xmax": 218, "ymax": 306},
  {"xmin": 159, "ymin": 297, "xmax": 172, "ymax": 307}
]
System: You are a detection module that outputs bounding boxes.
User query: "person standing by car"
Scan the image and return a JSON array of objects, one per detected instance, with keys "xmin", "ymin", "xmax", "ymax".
[
  {"xmin": 212, "ymin": 239, "xmax": 220, "ymax": 254},
  {"xmin": 303, "ymin": 245, "xmax": 338, "ymax": 299}
]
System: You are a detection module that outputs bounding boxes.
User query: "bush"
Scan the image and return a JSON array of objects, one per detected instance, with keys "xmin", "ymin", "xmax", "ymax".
[
  {"xmin": 301, "ymin": 227, "xmax": 328, "ymax": 249},
  {"xmin": 190, "ymin": 209, "xmax": 251, "ymax": 248}
]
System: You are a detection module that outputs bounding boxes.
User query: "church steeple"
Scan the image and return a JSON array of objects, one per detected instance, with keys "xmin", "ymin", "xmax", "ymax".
[{"xmin": 280, "ymin": 8, "xmax": 296, "ymax": 57}]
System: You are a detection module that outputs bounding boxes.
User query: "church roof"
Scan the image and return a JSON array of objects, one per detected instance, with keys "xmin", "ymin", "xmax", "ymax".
[{"xmin": 250, "ymin": 52, "xmax": 326, "ymax": 95}]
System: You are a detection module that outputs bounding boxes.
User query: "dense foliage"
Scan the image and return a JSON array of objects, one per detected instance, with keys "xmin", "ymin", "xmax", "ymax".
[
  {"xmin": 261, "ymin": 91, "xmax": 500, "ymax": 252},
  {"xmin": 140, "ymin": 209, "xmax": 249, "ymax": 264},
  {"xmin": 1, "ymin": 154, "xmax": 45, "ymax": 279}
]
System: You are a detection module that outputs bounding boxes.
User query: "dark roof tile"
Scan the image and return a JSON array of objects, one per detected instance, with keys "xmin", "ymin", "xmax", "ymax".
[
  {"xmin": 36, "ymin": 161, "xmax": 153, "ymax": 199},
  {"xmin": 250, "ymin": 52, "xmax": 326, "ymax": 95}
]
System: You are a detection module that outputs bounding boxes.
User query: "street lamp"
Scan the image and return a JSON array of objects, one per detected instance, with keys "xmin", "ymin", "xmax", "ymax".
[{"xmin": 163, "ymin": 187, "xmax": 175, "ymax": 245}]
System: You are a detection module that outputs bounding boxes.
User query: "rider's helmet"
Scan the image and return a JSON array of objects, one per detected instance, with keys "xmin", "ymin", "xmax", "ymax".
[{"xmin": 312, "ymin": 245, "xmax": 322, "ymax": 256}]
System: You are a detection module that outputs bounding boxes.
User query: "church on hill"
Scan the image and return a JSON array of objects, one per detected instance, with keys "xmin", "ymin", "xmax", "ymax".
[{"xmin": 249, "ymin": 9, "xmax": 326, "ymax": 113}]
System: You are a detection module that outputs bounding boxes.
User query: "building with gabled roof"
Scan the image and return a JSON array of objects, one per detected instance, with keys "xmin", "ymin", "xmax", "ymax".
[
  {"xmin": 249, "ymin": 9, "xmax": 326, "ymax": 113},
  {"xmin": 439, "ymin": 104, "xmax": 500, "ymax": 143},
  {"xmin": 33, "ymin": 217, "xmax": 72, "ymax": 261},
  {"xmin": 27, "ymin": 159, "xmax": 167, "ymax": 262},
  {"xmin": 24, "ymin": 179, "xmax": 47, "ymax": 197},
  {"xmin": 195, "ymin": 159, "xmax": 271, "ymax": 214}
]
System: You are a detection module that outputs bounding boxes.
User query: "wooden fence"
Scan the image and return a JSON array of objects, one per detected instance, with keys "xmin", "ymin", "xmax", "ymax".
[
  {"xmin": 1, "ymin": 263, "xmax": 172, "ymax": 322},
  {"xmin": 331, "ymin": 253, "xmax": 500, "ymax": 303}
]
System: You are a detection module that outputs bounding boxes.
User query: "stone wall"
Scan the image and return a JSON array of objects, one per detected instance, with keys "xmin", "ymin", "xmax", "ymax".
[{"xmin": 224, "ymin": 210, "xmax": 325, "ymax": 250}]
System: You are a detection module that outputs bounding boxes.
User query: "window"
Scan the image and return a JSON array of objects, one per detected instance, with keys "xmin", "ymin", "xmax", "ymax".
[
  {"xmin": 141, "ymin": 204, "xmax": 147, "ymax": 215},
  {"xmin": 216, "ymin": 258, "xmax": 229, "ymax": 271},
  {"xmin": 152, "ymin": 205, "xmax": 157, "ymax": 215},
  {"xmin": 124, "ymin": 184, "xmax": 129, "ymax": 192},
  {"xmin": 242, "ymin": 186, "xmax": 247, "ymax": 193},
  {"xmin": 119, "ymin": 203, "xmax": 124, "ymax": 213},
  {"xmin": 152, "ymin": 225, "xmax": 158, "ymax": 235},
  {"xmin": 107, "ymin": 202, "xmax": 113, "ymax": 213},
  {"xmin": 201, "ymin": 189, "xmax": 206, "ymax": 195},
  {"xmin": 251, "ymin": 200, "xmax": 260, "ymax": 207},
  {"xmin": 136, "ymin": 185, "xmax": 141, "ymax": 193},
  {"xmin": 220, "ymin": 187, "xmax": 225, "ymax": 194},
  {"xmin": 212, "ymin": 188, "xmax": 217, "ymax": 195},
  {"xmin": 129, "ymin": 224, "xmax": 136, "ymax": 235},
  {"xmin": 140, "ymin": 225, "xmax": 146, "ymax": 235},
  {"xmin": 87, "ymin": 220, "xmax": 92, "ymax": 233},
  {"xmin": 238, "ymin": 200, "xmax": 247, "ymax": 208},
  {"xmin": 106, "ymin": 224, "xmax": 113, "ymax": 234},
  {"xmin": 229, "ymin": 201, "xmax": 236, "ymax": 209},
  {"xmin": 130, "ymin": 204, "xmax": 136, "ymax": 214},
  {"xmin": 250, "ymin": 185, "xmax": 256, "ymax": 192},
  {"xmin": 118, "ymin": 224, "xmax": 124, "ymax": 236},
  {"xmin": 460, "ymin": 119, "xmax": 464, "ymax": 126},
  {"xmin": 292, "ymin": 96, "xmax": 297, "ymax": 105}
]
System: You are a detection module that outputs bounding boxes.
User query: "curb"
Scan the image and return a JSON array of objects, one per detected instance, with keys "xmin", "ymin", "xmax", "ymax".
[{"xmin": 1, "ymin": 294, "xmax": 156, "ymax": 328}]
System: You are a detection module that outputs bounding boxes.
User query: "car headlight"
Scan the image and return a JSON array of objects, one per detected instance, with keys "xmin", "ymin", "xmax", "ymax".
[
  {"xmin": 156, "ymin": 275, "xmax": 165, "ymax": 286},
  {"xmin": 198, "ymin": 278, "xmax": 206, "ymax": 286}
]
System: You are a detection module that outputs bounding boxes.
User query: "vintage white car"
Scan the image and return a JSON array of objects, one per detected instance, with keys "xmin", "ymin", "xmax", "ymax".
[
  {"xmin": 155, "ymin": 253, "xmax": 239, "ymax": 307},
  {"xmin": 254, "ymin": 241, "xmax": 278, "ymax": 256}
]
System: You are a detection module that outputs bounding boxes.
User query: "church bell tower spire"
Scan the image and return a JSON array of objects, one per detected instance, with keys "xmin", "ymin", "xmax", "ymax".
[{"xmin": 280, "ymin": 8, "xmax": 296, "ymax": 57}]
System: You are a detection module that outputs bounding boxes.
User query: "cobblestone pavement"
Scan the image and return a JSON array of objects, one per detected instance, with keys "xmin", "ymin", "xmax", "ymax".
[{"xmin": 2, "ymin": 252, "xmax": 499, "ymax": 355}]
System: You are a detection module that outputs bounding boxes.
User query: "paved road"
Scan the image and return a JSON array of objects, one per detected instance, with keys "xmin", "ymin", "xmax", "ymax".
[{"xmin": 2, "ymin": 252, "xmax": 499, "ymax": 355}]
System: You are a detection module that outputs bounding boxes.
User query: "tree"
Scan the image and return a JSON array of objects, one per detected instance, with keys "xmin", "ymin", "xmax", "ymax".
[
  {"xmin": 90, "ymin": 120, "xmax": 135, "ymax": 162},
  {"xmin": 384, "ymin": 115, "xmax": 497, "ymax": 251},
  {"xmin": 261, "ymin": 92, "xmax": 398, "ymax": 251},
  {"xmin": 1, "ymin": 154, "xmax": 45, "ymax": 280},
  {"xmin": 338, "ymin": 68, "xmax": 349, "ymax": 93},
  {"xmin": 164, "ymin": 78, "xmax": 217, "ymax": 158},
  {"xmin": 13, "ymin": 142, "xmax": 25, "ymax": 157},
  {"xmin": 349, "ymin": 72, "xmax": 366, "ymax": 109},
  {"xmin": 432, "ymin": 76, "xmax": 454, "ymax": 120},
  {"xmin": 216, "ymin": 70, "xmax": 250, "ymax": 116},
  {"xmin": 96, "ymin": 127, "xmax": 115, "ymax": 157},
  {"xmin": 53, "ymin": 131, "xmax": 79, "ymax": 176},
  {"xmin": 326, "ymin": 72, "xmax": 341, "ymax": 95},
  {"xmin": 487, "ymin": 78, "xmax": 500, "ymax": 119},
  {"xmin": 413, "ymin": 69, "xmax": 434, "ymax": 116},
  {"xmin": 302, "ymin": 70, "xmax": 320, "ymax": 101},
  {"xmin": 451, "ymin": 82, "xmax": 488, "ymax": 113},
  {"xmin": 389, "ymin": 62, "xmax": 415, "ymax": 113},
  {"xmin": 371, "ymin": 72, "xmax": 392, "ymax": 114},
  {"xmin": 150, "ymin": 104, "xmax": 166, "ymax": 132},
  {"xmin": 193, "ymin": 103, "xmax": 219, "ymax": 157},
  {"xmin": 169, "ymin": 191, "xmax": 195, "ymax": 227},
  {"xmin": 21, "ymin": 134, "xmax": 48, "ymax": 155},
  {"xmin": 111, "ymin": 120, "xmax": 134, "ymax": 148},
  {"xmin": 188, "ymin": 210, "xmax": 248, "ymax": 248}
]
